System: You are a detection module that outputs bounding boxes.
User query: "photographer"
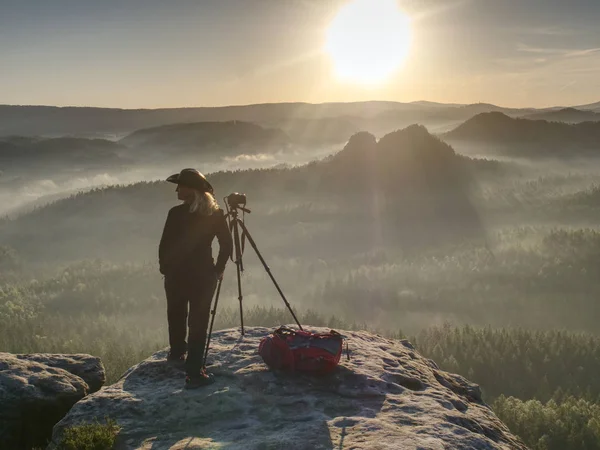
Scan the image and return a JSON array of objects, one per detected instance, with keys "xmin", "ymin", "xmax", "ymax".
[{"xmin": 159, "ymin": 168, "xmax": 233, "ymax": 388}]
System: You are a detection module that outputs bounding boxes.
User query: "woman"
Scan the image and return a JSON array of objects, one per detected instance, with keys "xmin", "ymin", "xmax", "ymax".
[{"xmin": 159, "ymin": 168, "xmax": 233, "ymax": 388}]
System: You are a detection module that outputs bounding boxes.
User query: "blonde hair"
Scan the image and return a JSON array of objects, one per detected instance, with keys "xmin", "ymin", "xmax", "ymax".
[{"xmin": 189, "ymin": 190, "xmax": 220, "ymax": 216}]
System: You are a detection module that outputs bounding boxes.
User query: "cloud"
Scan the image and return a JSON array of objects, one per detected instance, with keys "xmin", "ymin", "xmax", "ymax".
[
  {"xmin": 516, "ymin": 43, "xmax": 561, "ymax": 54},
  {"xmin": 558, "ymin": 80, "xmax": 577, "ymax": 91},
  {"xmin": 566, "ymin": 48, "xmax": 600, "ymax": 57},
  {"xmin": 511, "ymin": 23, "xmax": 597, "ymax": 37},
  {"xmin": 517, "ymin": 43, "xmax": 600, "ymax": 58},
  {"xmin": 410, "ymin": 0, "xmax": 473, "ymax": 22},
  {"xmin": 518, "ymin": 26, "xmax": 579, "ymax": 36},
  {"xmin": 223, "ymin": 153, "xmax": 276, "ymax": 163}
]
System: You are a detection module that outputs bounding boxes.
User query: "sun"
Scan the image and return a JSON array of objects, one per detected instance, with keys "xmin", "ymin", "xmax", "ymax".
[{"xmin": 325, "ymin": 0, "xmax": 412, "ymax": 85}]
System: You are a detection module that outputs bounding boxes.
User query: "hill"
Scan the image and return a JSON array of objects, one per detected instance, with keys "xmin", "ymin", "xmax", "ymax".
[
  {"xmin": 0, "ymin": 136, "xmax": 135, "ymax": 217},
  {"xmin": 457, "ymin": 103, "xmax": 531, "ymax": 116},
  {"xmin": 322, "ymin": 125, "xmax": 469, "ymax": 192},
  {"xmin": 363, "ymin": 103, "xmax": 533, "ymax": 136},
  {"xmin": 119, "ymin": 121, "xmax": 290, "ymax": 157},
  {"xmin": 0, "ymin": 136, "xmax": 128, "ymax": 167},
  {"xmin": 520, "ymin": 107, "xmax": 600, "ymax": 123},
  {"xmin": 444, "ymin": 112, "xmax": 600, "ymax": 156},
  {"xmin": 0, "ymin": 125, "xmax": 486, "ymax": 263},
  {"xmin": 409, "ymin": 100, "xmax": 463, "ymax": 108},
  {"xmin": 575, "ymin": 100, "xmax": 600, "ymax": 111}
]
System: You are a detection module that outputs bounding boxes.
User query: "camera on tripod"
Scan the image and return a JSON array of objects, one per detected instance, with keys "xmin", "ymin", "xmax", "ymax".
[{"xmin": 226, "ymin": 192, "xmax": 247, "ymax": 209}]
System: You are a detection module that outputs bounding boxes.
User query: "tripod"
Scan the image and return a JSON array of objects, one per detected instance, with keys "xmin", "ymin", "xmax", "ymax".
[{"xmin": 203, "ymin": 195, "xmax": 303, "ymax": 368}]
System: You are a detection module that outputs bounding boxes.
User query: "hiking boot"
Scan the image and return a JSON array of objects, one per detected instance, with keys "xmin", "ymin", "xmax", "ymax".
[
  {"xmin": 166, "ymin": 352, "xmax": 186, "ymax": 368},
  {"xmin": 185, "ymin": 369, "xmax": 215, "ymax": 389}
]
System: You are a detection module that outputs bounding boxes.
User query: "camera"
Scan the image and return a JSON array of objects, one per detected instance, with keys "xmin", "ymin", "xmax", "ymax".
[{"xmin": 226, "ymin": 192, "xmax": 247, "ymax": 208}]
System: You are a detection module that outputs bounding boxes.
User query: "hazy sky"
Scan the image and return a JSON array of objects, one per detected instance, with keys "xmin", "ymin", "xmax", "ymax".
[{"xmin": 1, "ymin": 0, "xmax": 599, "ymax": 109}]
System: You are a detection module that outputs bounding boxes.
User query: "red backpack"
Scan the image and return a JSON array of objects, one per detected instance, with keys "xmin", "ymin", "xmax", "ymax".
[{"xmin": 258, "ymin": 326, "xmax": 348, "ymax": 375}]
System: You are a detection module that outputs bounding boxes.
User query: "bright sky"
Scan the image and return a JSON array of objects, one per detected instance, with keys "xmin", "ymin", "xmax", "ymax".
[{"xmin": 1, "ymin": 0, "xmax": 599, "ymax": 109}]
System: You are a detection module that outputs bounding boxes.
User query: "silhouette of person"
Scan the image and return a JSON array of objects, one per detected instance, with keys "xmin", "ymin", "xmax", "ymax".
[{"xmin": 159, "ymin": 168, "xmax": 233, "ymax": 388}]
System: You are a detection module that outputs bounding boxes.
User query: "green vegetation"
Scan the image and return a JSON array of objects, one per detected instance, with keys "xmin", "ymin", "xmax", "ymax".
[
  {"xmin": 55, "ymin": 418, "xmax": 120, "ymax": 450},
  {"xmin": 493, "ymin": 396, "xmax": 600, "ymax": 450},
  {"xmin": 416, "ymin": 325, "xmax": 600, "ymax": 403},
  {"xmin": 0, "ymin": 245, "xmax": 21, "ymax": 273}
]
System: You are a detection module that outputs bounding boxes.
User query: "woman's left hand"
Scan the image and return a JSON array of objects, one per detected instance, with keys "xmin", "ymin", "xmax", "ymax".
[{"xmin": 215, "ymin": 271, "xmax": 224, "ymax": 281}]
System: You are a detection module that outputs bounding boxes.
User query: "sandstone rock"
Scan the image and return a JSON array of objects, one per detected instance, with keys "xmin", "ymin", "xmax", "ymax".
[
  {"xmin": 15, "ymin": 353, "xmax": 106, "ymax": 393},
  {"xmin": 0, "ymin": 352, "xmax": 104, "ymax": 449},
  {"xmin": 49, "ymin": 327, "xmax": 527, "ymax": 450}
]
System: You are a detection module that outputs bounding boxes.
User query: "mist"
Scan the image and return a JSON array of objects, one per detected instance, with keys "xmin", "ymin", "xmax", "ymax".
[{"xmin": 0, "ymin": 140, "xmax": 342, "ymax": 217}]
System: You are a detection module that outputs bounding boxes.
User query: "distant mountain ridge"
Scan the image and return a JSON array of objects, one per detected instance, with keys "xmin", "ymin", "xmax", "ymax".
[
  {"xmin": 0, "ymin": 102, "xmax": 417, "ymax": 137},
  {"xmin": 444, "ymin": 112, "xmax": 600, "ymax": 156},
  {"xmin": 574, "ymin": 101, "xmax": 600, "ymax": 111},
  {"xmin": 2, "ymin": 99, "xmax": 598, "ymax": 148},
  {"xmin": 0, "ymin": 136, "xmax": 127, "ymax": 165},
  {"xmin": 520, "ymin": 108, "xmax": 600, "ymax": 123},
  {"xmin": 0, "ymin": 101, "xmax": 537, "ymax": 138},
  {"xmin": 119, "ymin": 121, "xmax": 289, "ymax": 155}
]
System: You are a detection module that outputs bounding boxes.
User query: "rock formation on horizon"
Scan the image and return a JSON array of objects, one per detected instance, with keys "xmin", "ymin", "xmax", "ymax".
[{"xmin": 48, "ymin": 327, "xmax": 526, "ymax": 450}]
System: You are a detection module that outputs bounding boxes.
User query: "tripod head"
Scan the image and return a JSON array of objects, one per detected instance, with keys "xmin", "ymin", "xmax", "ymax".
[{"xmin": 224, "ymin": 192, "xmax": 251, "ymax": 215}]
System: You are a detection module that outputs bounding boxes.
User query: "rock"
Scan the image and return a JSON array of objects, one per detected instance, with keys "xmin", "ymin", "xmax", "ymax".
[
  {"xmin": 48, "ymin": 327, "xmax": 527, "ymax": 450},
  {"xmin": 0, "ymin": 352, "xmax": 104, "ymax": 450},
  {"xmin": 15, "ymin": 353, "xmax": 106, "ymax": 393}
]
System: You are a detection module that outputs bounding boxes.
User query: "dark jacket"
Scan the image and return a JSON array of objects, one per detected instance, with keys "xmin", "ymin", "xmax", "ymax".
[{"xmin": 159, "ymin": 204, "xmax": 233, "ymax": 278}]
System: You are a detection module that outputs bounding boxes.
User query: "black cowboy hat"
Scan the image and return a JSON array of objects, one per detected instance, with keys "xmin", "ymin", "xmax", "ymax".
[{"xmin": 166, "ymin": 168, "xmax": 214, "ymax": 194}]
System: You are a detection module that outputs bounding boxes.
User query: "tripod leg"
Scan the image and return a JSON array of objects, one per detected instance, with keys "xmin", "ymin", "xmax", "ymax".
[
  {"xmin": 202, "ymin": 277, "xmax": 223, "ymax": 369},
  {"xmin": 236, "ymin": 219, "xmax": 303, "ymax": 330},
  {"xmin": 236, "ymin": 258, "xmax": 244, "ymax": 335},
  {"xmin": 231, "ymin": 216, "xmax": 245, "ymax": 335}
]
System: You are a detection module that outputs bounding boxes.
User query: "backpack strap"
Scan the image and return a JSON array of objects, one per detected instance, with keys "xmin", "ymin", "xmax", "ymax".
[{"xmin": 274, "ymin": 326, "xmax": 297, "ymax": 337}]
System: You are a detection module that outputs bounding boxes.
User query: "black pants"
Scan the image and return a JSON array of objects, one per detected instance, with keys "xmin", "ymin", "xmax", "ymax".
[{"xmin": 165, "ymin": 273, "xmax": 217, "ymax": 375}]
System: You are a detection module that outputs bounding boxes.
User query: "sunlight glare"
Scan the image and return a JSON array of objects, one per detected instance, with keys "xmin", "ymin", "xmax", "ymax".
[{"xmin": 326, "ymin": 0, "xmax": 412, "ymax": 85}]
